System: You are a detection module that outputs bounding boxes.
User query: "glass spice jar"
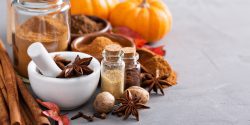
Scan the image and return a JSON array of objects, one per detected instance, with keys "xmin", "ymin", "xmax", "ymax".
[
  {"xmin": 6, "ymin": 0, "xmax": 14, "ymax": 45},
  {"xmin": 101, "ymin": 44, "xmax": 125, "ymax": 99},
  {"xmin": 122, "ymin": 47, "xmax": 141, "ymax": 90},
  {"xmin": 12, "ymin": 0, "xmax": 71, "ymax": 78}
]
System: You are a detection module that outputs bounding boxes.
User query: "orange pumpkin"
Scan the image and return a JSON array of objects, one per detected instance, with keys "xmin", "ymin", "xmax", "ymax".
[
  {"xmin": 70, "ymin": 0, "xmax": 119, "ymax": 19},
  {"xmin": 109, "ymin": 0, "xmax": 172, "ymax": 42}
]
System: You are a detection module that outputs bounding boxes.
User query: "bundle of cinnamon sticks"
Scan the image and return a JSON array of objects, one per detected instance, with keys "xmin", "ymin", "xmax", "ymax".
[{"xmin": 0, "ymin": 39, "xmax": 50, "ymax": 125}]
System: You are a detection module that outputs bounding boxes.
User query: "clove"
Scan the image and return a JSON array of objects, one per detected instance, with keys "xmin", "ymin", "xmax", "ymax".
[
  {"xmin": 71, "ymin": 112, "xmax": 82, "ymax": 120},
  {"xmin": 71, "ymin": 112, "xmax": 94, "ymax": 122},
  {"xmin": 112, "ymin": 111, "xmax": 123, "ymax": 117},
  {"xmin": 93, "ymin": 113, "xmax": 107, "ymax": 119}
]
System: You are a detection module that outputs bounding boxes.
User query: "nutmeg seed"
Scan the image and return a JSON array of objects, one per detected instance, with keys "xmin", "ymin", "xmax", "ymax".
[
  {"xmin": 125, "ymin": 86, "xmax": 149, "ymax": 104},
  {"xmin": 93, "ymin": 92, "xmax": 115, "ymax": 113}
]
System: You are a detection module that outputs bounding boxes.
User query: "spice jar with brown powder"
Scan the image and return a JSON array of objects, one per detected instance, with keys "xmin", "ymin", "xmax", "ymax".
[
  {"xmin": 12, "ymin": 0, "xmax": 70, "ymax": 78},
  {"xmin": 101, "ymin": 44, "xmax": 125, "ymax": 99},
  {"xmin": 122, "ymin": 47, "xmax": 141, "ymax": 89}
]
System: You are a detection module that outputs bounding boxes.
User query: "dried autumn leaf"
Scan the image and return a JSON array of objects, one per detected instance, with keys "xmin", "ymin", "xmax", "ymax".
[
  {"xmin": 43, "ymin": 110, "xmax": 69, "ymax": 125},
  {"xmin": 144, "ymin": 45, "xmax": 166, "ymax": 56},
  {"xmin": 112, "ymin": 26, "xmax": 147, "ymax": 48},
  {"xmin": 37, "ymin": 99, "xmax": 60, "ymax": 112},
  {"xmin": 60, "ymin": 115, "xmax": 70, "ymax": 125},
  {"xmin": 42, "ymin": 110, "xmax": 60, "ymax": 121},
  {"xmin": 37, "ymin": 99, "xmax": 70, "ymax": 125},
  {"xmin": 112, "ymin": 26, "xmax": 166, "ymax": 56}
]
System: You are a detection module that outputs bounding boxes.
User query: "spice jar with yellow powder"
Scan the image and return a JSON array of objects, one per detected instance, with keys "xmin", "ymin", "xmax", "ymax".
[
  {"xmin": 12, "ymin": 0, "xmax": 70, "ymax": 78},
  {"xmin": 101, "ymin": 44, "xmax": 125, "ymax": 99}
]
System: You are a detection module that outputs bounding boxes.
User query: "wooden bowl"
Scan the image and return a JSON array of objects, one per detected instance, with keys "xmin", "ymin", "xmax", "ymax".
[
  {"xmin": 71, "ymin": 15, "xmax": 111, "ymax": 40},
  {"xmin": 71, "ymin": 33, "xmax": 135, "ymax": 61}
]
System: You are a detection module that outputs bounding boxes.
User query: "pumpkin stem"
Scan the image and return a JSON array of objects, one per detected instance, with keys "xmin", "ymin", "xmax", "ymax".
[{"xmin": 139, "ymin": 0, "xmax": 150, "ymax": 8}]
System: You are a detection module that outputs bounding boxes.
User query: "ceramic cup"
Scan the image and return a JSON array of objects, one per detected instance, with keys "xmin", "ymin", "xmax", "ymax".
[{"xmin": 28, "ymin": 52, "xmax": 100, "ymax": 110}]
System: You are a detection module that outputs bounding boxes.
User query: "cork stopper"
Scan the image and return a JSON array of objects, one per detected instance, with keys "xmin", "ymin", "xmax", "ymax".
[
  {"xmin": 122, "ymin": 47, "xmax": 136, "ymax": 58},
  {"xmin": 105, "ymin": 44, "xmax": 122, "ymax": 56}
]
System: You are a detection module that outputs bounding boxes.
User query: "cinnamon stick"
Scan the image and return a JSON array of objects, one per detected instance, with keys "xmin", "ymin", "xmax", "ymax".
[
  {"xmin": 0, "ymin": 63, "xmax": 8, "ymax": 104},
  {"xmin": 0, "ymin": 40, "xmax": 22, "ymax": 125},
  {"xmin": 0, "ymin": 90, "xmax": 9, "ymax": 125},
  {"xmin": 0, "ymin": 41, "xmax": 18, "ymax": 99},
  {"xmin": 20, "ymin": 97, "xmax": 33, "ymax": 125},
  {"xmin": 0, "ymin": 39, "xmax": 50, "ymax": 125},
  {"xmin": 17, "ymin": 77, "xmax": 50, "ymax": 125},
  {"xmin": 20, "ymin": 107, "xmax": 30, "ymax": 125},
  {"xmin": 0, "ymin": 61, "xmax": 9, "ymax": 124},
  {"xmin": 0, "ymin": 77, "xmax": 8, "ymax": 104}
]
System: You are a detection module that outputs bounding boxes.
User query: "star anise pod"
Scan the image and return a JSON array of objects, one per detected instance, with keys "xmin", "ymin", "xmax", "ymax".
[
  {"xmin": 141, "ymin": 72, "xmax": 172, "ymax": 95},
  {"xmin": 57, "ymin": 55, "xmax": 93, "ymax": 78},
  {"xmin": 54, "ymin": 55, "xmax": 71, "ymax": 70},
  {"xmin": 113, "ymin": 91, "xmax": 150, "ymax": 121}
]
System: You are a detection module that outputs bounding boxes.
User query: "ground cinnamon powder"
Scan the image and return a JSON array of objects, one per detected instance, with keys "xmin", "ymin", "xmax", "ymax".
[
  {"xmin": 71, "ymin": 15, "xmax": 104, "ymax": 34},
  {"xmin": 142, "ymin": 56, "xmax": 172, "ymax": 76},
  {"xmin": 14, "ymin": 16, "xmax": 69, "ymax": 77},
  {"xmin": 137, "ymin": 48, "xmax": 177, "ymax": 86},
  {"xmin": 143, "ymin": 56, "xmax": 177, "ymax": 86},
  {"xmin": 79, "ymin": 37, "xmax": 118, "ymax": 61}
]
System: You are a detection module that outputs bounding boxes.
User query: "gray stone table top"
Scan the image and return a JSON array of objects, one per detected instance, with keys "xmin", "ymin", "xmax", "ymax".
[{"xmin": 1, "ymin": 0, "xmax": 250, "ymax": 125}]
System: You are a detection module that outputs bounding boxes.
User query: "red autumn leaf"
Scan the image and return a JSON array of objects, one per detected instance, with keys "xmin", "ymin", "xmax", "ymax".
[
  {"xmin": 37, "ymin": 99, "xmax": 60, "ymax": 113},
  {"xmin": 37, "ymin": 99, "xmax": 70, "ymax": 125},
  {"xmin": 135, "ymin": 38, "xmax": 147, "ymax": 48},
  {"xmin": 112, "ymin": 26, "xmax": 166, "ymax": 56},
  {"xmin": 42, "ymin": 110, "xmax": 70, "ymax": 125},
  {"xmin": 61, "ymin": 115, "xmax": 70, "ymax": 125},
  {"xmin": 112, "ymin": 26, "xmax": 147, "ymax": 48},
  {"xmin": 42, "ymin": 110, "xmax": 60, "ymax": 121},
  {"xmin": 144, "ymin": 45, "xmax": 166, "ymax": 56}
]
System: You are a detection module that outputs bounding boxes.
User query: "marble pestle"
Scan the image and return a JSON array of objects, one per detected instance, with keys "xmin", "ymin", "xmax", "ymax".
[{"xmin": 27, "ymin": 42, "xmax": 62, "ymax": 77}]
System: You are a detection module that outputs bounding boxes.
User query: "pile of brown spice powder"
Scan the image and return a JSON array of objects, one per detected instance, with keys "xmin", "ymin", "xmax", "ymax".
[
  {"xmin": 142, "ymin": 56, "xmax": 177, "ymax": 86},
  {"xmin": 142, "ymin": 56, "xmax": 172, "ymax": 76},
  {"xmin": 137, "ymin": 48, "xmax": 177, "ymax": 86},
  {"xmin": 71, "ymin": 15, "xmax": 104, "ymax": 34},
  {"xmin": 79, "ymin": 37, "xmax": 118, "ymax": 61}
]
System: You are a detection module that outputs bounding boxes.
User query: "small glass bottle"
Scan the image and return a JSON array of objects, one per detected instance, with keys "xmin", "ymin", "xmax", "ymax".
[
  {"xmin": 101, "ymin": 44, "xmax": 125, "ymax": 99},
  {"xmin": 6, "ymin": 0, "xmax": 14, "ymax": 45},
  {"xmin": 12, "ymin": 0, "xmax": 71, "ymax": 78},
  {"xmin": 122, "ymin": 47, "xmax": 141, "ymax": 89}
]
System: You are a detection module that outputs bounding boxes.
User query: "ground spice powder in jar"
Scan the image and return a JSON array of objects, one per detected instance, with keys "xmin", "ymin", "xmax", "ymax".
[
  {"xmin": 101, "ymin": 69, "xmax": 124, "ymax": 99},
  {"xmin": 101, "ymin": 44, "xmax": 125, "ymax": 99},
  {"xmin": 125, "ymin": 68, "xmax": 140, "ymax": 89},
  {"xmin": 122, "ymin": 47, "xmax": 141, "ymax": 89},
  {"xmin": 14, "ymin": 16, "xmax": 69, "ymax": 77}
]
